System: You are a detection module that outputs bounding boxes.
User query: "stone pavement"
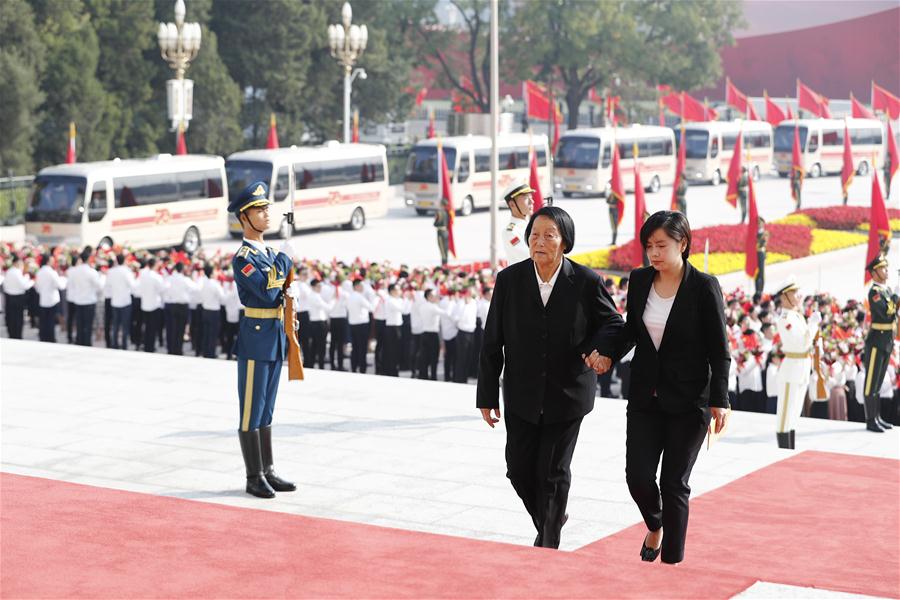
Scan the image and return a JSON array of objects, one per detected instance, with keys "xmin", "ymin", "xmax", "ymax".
[{"xmin": 2, "ymin": 338, "xmax": 897, "ymax": 553}]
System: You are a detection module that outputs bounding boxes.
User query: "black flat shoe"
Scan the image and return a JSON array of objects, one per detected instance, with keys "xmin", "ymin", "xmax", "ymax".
[{"xmin": 640, "ymin": 533, "xmax": 661, "ymax": 562}]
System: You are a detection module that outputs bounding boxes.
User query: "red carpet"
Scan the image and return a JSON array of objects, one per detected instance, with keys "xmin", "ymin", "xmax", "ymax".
[{"xmin": 2, "ymin": 451, "xmax": 898, "ymax": 599}]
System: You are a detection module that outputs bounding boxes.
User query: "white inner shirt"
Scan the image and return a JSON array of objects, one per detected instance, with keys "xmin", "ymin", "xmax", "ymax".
[
  {"xmin": 643, "ymin": 284, "xmax": 676, "ymax": 350},
  {"xmin": 534, "ymin": 260, "xmax": 563, "ymax": 307}
]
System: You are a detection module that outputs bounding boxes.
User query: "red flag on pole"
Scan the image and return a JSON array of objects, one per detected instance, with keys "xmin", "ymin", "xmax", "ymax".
[
  {"xmin": 633, "ymin": 143, "xmax": 647, "ymax": 268},
  {"xmin": 427, "ymin": 107, "xmax": 436, "ymax": 139},
  {"xmin": 438, "ymin": 139, "xmax": 457, "ymax": 258},
  {"xmin": 840, "ymin": 120, "xmax": 854, "ymax": 199},
  {"xmin": 872, "ymin": 81, "xmax": 900, "ymax": 119},
  {"xmin": 658, "ymin": 97, "xmax": 665, "ymax": 127},
  {"xmin": 524, "ymin": 80, "xmax": 553, "ymax": 120},
  {"xmin": 791, "ymin": 123, "xmax": 804, "ymax": 204},
  {"xmin": 850, "ymin": 93, "xmax": 875, "ymax": 119},
  {"xmin": 797, "ymin": 80, "xmax": 830, "ymax": 117},
  {"xmin": 886, "ymin": 121, "xmax": 899, "ymax": 192},
  {"xmin": 725, "ymin": 126, "xmax": 744, "ymax": 207},
  {"xmin": 175, "ymin": 122, "xmax": 187, "ymax": 155},
  {"xmin": 609, "ymin": 139, "xmax": 625, "ymax": 227},
  {"xmin": 65, "ymin": 122, "xmax": 76, "ymax": 164},
  {"xmin": 865, "ymin": 160, "xmax": 890, "ymax": 283},
  {"xmin": 551, "ymin": 101, "xmax": 561, "ymax": 155},
  {"xmin": 351, "ymin": 109, "xmax": 359, "ymax": 143},
  {"xmin": 744, "ymin": 176, "xmax": 759, "ymax": 278},
  {"xmin": 786, "ymin": 103, "xmax": 794, "ymax": 120},
  {"xmin": 415, "ymin": 87, "xmax": 429, "ymax": 107},
  {"xmin": 528, "ymin": 138, "xmax": 545, "ymax": 212},
  {"xmin": 726, "ymin": 77, "xmax": 750, "ymax": 114},
  {"xmin": 588, "ymin": 88, "xmax": 602, "ymax": 105},
  {"xmin": 266, "ymin": 113, "xmax": 279, "ymax": 149},
  {"xmin": 764, "ymin": 91, "xmax": 787, "ymax": 126},
  {"xmin": 747, "ymin": 102, "xmax": 760, "ymax": 121},
  {"xmin": 671, "ymin": 126, "xmax": 686, "ymax": 211}
]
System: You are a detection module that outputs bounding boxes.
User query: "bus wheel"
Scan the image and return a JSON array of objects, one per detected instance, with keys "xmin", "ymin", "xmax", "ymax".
[
  {"xmin": 181, "ymin": 226, "xmax": 201, "ymax": 254},
  {"xmin": 752, "ymin": 166, "xmax": 761, "ymax": 181},
  {"xmin": 98, "ymin": 236, "xmax": 113, "ymax": 250},
  {"xmin": 346, "ymin": 207, "xmax": 366, "ymax": 230},
  {"xmin": 415, "ymin": 208, "xmax": 429, "ymax": 216},
  {"xmin": 710, "ymin": 170, "xmax": 722, "ymax": 186},
  {"xmin": 647, "ymin": 175, "xmax": 661, "ymax": 193},
  {"xmin": 460, "ymin": 196, "xmax": 474, "ymax": 216},
  {"xmin": 856, "ymin": 161, "xmax": 869, "ymax": 176},
  {"xmin": 278, "ymin": 216, "xmax": 293, "ymax": 239},
  {"xmin": 809, "ymin": 163, "xmax": 822, "ymax": 178}
]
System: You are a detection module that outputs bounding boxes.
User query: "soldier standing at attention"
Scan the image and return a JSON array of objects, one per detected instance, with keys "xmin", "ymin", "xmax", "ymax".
[
  {"xmin": 790, "ymin": 165, "xmax": 802, "ymax": 210},
  {"xmin": 862, "ymin": 254, "xmax": 898, "ymax": 432},
  {"xmin": 755, "ymin": 217, "xmax": 769, "ymax": 297},
  {"xmin": 737, "ymin": 166, "xmax": 749, "ymax": 224},
  {"xmin": 502, "ymin": 180, "xmax": 535, "ymax": 265},
  {"xmin": 673, "ymin": 175, "xmax": 687, "ymax": 216},
  {"xmin": 434, "ymin": 198, "xmax": 450, "ymax": 266},
  {"xmin": 230, "ymin": 181, "xmax": 298, "ymax": 498}
]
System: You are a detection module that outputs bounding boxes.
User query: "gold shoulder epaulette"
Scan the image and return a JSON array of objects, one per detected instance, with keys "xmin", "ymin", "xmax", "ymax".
[{"xmin": 236, "ymin": 246, "xmax": 251, "ymax": 259}]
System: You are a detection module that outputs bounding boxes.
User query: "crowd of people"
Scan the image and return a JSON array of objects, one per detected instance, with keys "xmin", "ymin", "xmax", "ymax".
[{"xmin": 2, "ymin": 241, "xmax": 897, "ymax": 425}]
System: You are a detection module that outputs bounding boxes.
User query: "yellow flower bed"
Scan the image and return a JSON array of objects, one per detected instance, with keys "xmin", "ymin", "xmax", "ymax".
[
  {"xmin": 858, "ymin": 219, "xmax": 900, "ymax": 232},
  {"xmin": 774, "ymin": 213, "xmax": 817, "ymax": 227},
  {"xmin": 809, "ymin": 229, "xmax": 868, "ymax": 254},
  {"xmin": 687, "ymin": 252, "xmax": 791, "ymax": 276},
  {"xmin": 571, "ymin": 247, "xmax": 613, "ymax": 269}
]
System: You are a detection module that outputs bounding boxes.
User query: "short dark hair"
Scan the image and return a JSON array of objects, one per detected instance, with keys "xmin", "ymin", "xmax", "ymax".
[
  {"xmin": 387, "ymin": 283, "xmax": 398, "ymax": 294},
  {"xmin": 147, "ymin": 257, "xmax": 157, "ymax": 269},
  {"xmin": 116, "ymin": 254, "xmax": 125, "ymax": 266},
  {"xmin": 174, "ymin": 262, "xmax": 184, "ymax": 273},
  {"xmin": 424, "ymin": 289, "xmax": 434, "ymax": 301},
  {"xmin": 203, "ymin": 264, "xmax": 214, "ymax": 278},
  {"xmin": 525, "ymin": 206, "xmax": 575, "ymax": 254},
  {"xmin": 639, "ymin": 210, "xmax": 691, "ymax": 260}
]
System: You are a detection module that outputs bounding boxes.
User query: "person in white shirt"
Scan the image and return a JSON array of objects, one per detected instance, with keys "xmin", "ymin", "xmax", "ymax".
[
  {"xmin": 199, "ymin": 263, "xmax": 225, "ymax": 359},
  {"xmin": 164, "ymin": 262, "xmax": 197, "ymax": 355},
  {"xmin": 292, "ymin": 266, "xmax": 312, "ymax": 361},
  {"xmin": 417, "ymin": 289, "xmax": 448, "ymax": 380},
  {"xmin": 372, "ymin": 286, "xmax": 388, "ymax": 374},
  {"xmin": 764, "ymin": 352, "xmax": 782, "ymax": 414},
  {"xmin": 66, "ymin": 248, "xmax": 104, "ymax": 346},
  {"xmin": 471, "ymin": 285, "xmax": 492, "ymax": 379},
  {"xmin": 2, "ymin": 256, "xmax": 34, "ymax": 339},
  {"xmin": 409, "ymin": 289, "xmax": 425, "ymax": 377},
  {"xmin": 306, "ymin": 279, "xmax": 335, "ymax": 369},
  {"xmin": 502, "ymin": 181, "xmax": 535, "ymax": 265},
  {"xmin": 452, "ymin": 287, "xmax": 478, "ymax": 383},
  {"xmin": 136, "ymin": 257, "xmax": 167, "ymax": 352},
  {"xmin": 346, "ymin": 278, "xmax": 374, "ymax": 373},
  {"xmin": 439, "ymin": 293, "xmax": 459, "ymax": 381},
  {"xmin": 187, "ymin": 265, "xmax": 204, "ymax": 356},
  {"xmin": 222, "ymin": 276, "xmax": 243, "ymax": 360},
  {"xmin": 325, "ymin": 276, "xmax": 350, "ymax": 371},
  {"xmin": 381, "ymin": 283, "xmax": 409, "ymax": 377},
  {"xmin": 737, "ymin": 349, "xmax": 765, "ymax": 412},
  {"xmin": 35, "ymin": 254, "xmax": 66, "ymax": 343},
  {"xmin": 104, "ymin": 254, "xmax": 136, "ymax": 349}
]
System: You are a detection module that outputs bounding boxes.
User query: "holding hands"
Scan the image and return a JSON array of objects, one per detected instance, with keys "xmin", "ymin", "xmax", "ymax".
[{"xmin": 582, "ymin": 350, "xmax": 612, "ymax": 375}]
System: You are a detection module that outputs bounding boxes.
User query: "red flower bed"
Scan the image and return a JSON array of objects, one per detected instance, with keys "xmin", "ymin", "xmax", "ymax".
[{"xmin": 798, "ymin": 206, "xmax": 900, "ymax": 230}]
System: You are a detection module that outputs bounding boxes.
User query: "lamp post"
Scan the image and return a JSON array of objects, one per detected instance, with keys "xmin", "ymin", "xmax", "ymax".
[
  {"xmin": 157, "ymin": 0, "xmax": 201, "ymax": 138},
  {"xmin": 328, "ymin": 2, "xmax": 368, "ymax": 143}
]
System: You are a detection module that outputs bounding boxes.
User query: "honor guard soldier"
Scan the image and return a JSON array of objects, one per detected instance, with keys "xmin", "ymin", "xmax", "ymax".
[
  {"xmin": 737, "ymin": 166, "xmax": 749, "ymax": 223},
  {"xmin": 230, "ymin": 181, "xmax": 297, "ymax": 498},
  {"xmin": 434, "ymin": 198, "xmax": 450, "ymax": 266},
  {"xmin": 773, "ymin": 276, "xmax": 820, "ymax": 449},
  {"xmin": 862, "ymin": 254, "xmax": 898, "ymax": 432},
  {"xmin": 673, "ymin": 175, "xmax": 687, "ymax": 215},
  {"xmin": 502, "ymin": 180, "xmax": 535, "ymax": 265}
]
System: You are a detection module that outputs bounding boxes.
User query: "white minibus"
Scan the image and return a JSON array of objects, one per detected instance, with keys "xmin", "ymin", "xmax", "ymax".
[
  {"xmin": 774, "ymin": 118, "xmax": 884, "ymax": 178},
  {"xmin": 681, "ymin": 120, "xmax": 773, "ymax": 185}
]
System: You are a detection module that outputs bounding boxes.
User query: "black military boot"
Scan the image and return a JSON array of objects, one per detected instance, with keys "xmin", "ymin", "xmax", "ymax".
[
  {"xmin": 865, "ymin": 397, "xmax": 885, "ymax": 432},
  {"xmin": 259, "ymin": 425, "xmax": 296, "ymax": 492},
  {"xmin": 788, "ymin": 430, "xmax": 796, "ymax": 449},
  {"xmin": 776, "ymin": 432, "xmax": 791, "ymax": 448},
  {"xmin": 239, "ymin": 429, "xmax": 276, "ymax": 498}
]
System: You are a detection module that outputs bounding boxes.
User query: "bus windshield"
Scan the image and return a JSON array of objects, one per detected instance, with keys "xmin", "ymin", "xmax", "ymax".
[
  {"xmin": 26, "ymin": 175, "xmax": 86, "ymax": 224},
  {"xmin": 555, "ymin": 137, "xmax": 601, "ymax": 169},
  {"xmin": 684, "ymin": 130, "xmax": 710, "ymax": 159},
  {"xmin": 774, "ymin": 125, "xmax": 808, "ymax": 152},
  {"xmin": 405, "ymin": 146, "xmax": 456, "ymax": 183},
  {"xmin": 225, "ymin": 160, "xmax": 274, "ymax": 201}
]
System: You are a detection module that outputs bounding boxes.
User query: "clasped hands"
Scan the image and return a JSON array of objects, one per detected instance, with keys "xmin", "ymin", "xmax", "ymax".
[{"xmin": 582, "ymin": 350, "xmax": 612, "ymax": 375}]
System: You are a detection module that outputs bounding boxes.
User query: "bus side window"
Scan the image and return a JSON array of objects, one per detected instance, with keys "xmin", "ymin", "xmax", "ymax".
[
  {"xmin": 457, "ymin": 154, "xmax": 470, "ymax": 183},
  {"xmin": 474, "ymin": 149, "xmax": 490, "ymax": 172},
  {"xmin": 536, "ymin": 148, "xmax": 547, "ymax": 166},
  {"xmin": 273, "ymin": 167, "xmax": 289, "ymax": 201},
  {"xmin": 88, "ymin": 182, "xmax": 107, "ymax": 222},
  {"xmin": 710, "ymin": 138, "xmax": 719, "ymax": 158},
  {"xmin": 807, "ymin": 133, "xmax": 819, "ymax": 152},
  {"xmin": 601, "ymin": 145, "xmax": 611, "ymax": 168}
]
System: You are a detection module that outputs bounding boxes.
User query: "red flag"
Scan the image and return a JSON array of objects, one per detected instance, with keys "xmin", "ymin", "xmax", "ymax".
[
  {"xmin": 850, "ymin": 93, "xmax": 875, "ymax": 119},
  {"xmin": 747, "ymin": 102, "xmax": 760, "ymax": 121},
  {"xmin": 266, "ymin": 113, "xmax": 279, "ymax": 149},
  {"xmin": 524, "ymin": 80, "xmax": 553, "ymax": 120},
  {"xmin": 415, "ymin": 87, "xmax": 429, "ymax": 107},
  {"xmin": 865, "ymin": 162, "xmax": 890, "ymax": 283},
  {"xmin": 438, "ymin": 140, "xmax": 457, "ymax": 258},
  {"xmin": 840, "ymin": 120, "xmax": 854, "ymax": 198},
  {"xmin": 797, "ymin": 80, "xmax": 829, "ymax": 117},
  {"xmin": 744, "ymin": 176, "xmax": 760, "ymax": 278},
  {"xmin": 633, "ymin": 144, "xmax": 647, "ymax": 268},
  {"xmin": 65, "ymin": 122, "xmax": 76, "ymax": 164},
  {"xmin": 551, "ymin": 101, "xmax": 561, "ymax": 154},
  {"xmin": 588, "ymin": 88, "xmax": 602, "ymax": 105},
  {"xmin": 887, "ymin": 121, "xmax": 899, "ymax": 184},
  {"xmin": 791, "ymin": 124, "xmax": 804, "ymax": 204},
  {"xmin": 786, "ymin": 103, "xmax": 794, "ymax": 120},
  {"xmin": 872, "ymin": 81, "xmax": 900, "ymax": 119},
  {"xmin": 609, "ymin": 140, "xmax": 625, "ymax": 227},
  {"xmin": 682, "ymin": 92, "xmax": 715, "ymax": 121},
  {"xmin": 351, "ymin": 109, "xmax": 359, "ymax": 143},
  {"xmin": 726, "ymin": 77, "xmax": 750, "ymax": 114},
  {"xmin": 658, "ymin": 97, "xmax": 665, "ymax": 127},
  {"xmin": 724, "ymin": 126, "xmax": 743, "ymax": 207},
  {"xmin": 606, "ymin": 96, "xmax": 620, "ymax": 125},
  {"xmin": 427, "ymin": 107, "xmax": 436, "ymax": 139},
  {"xmin": 528, "ymin": 141, "xmax": 544, "ymax": 212},
  {"xmin": 764, "ymin": 91, "xmax": 787, "ymax": 126},
  {"xmin": 671, "ymin": 126, "xmax": 686, "ymax": 211},
  {"xmin": 175, "ymin": 122, "xmax": 187, "ymax": 155}
]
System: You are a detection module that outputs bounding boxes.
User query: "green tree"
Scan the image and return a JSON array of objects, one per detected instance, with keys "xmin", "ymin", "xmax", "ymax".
[{"xmin": 0, "ymin": 0, "xmax": 46, "ymax": 175}]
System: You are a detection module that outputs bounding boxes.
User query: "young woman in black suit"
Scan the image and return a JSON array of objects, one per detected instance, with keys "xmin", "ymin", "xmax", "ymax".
[{"xmin": 612, "ymin": 211, "xmax": 731, "ymax": 565}]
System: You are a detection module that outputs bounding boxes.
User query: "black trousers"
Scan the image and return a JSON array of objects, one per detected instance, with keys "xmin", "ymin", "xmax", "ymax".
[
  {"xmin": 625, "ymin": 400, "xmax": 708, "ymax": 564},
  {"xmin": 130, "ymin": 298, "xmax": 142, "ymax": 347},
  {"xmin": 190, "ymin": 306, "xmax": 204, "ymax": 356},
  {"xmin": 308, "ymin": 320, "xmax": 327, "ymax": 369},
  {"xmin": 103, "ymin": 299, "xmax": 112, "ymax": 347},
  {"xmin": 75, "ymin": 303, "xmax": 96, "ymax": 346},
  {"xmin": 298, "ymin": 310, "xmax": 311, "ymax": 361},
  {"xmin": 373, "ymin": 319, "xmax": 386, "ymax": 374},
  {"xmin": 382, "ymin": 325, "xmax": 402, "ymax": 377},
  {"xmin": 863, "ymin": 338, "xmax": 892, "ymax": 422},
  {"xmin": 201, "ymin": 308, "xmax": 220, "ymax": 358},
  {"xmin": 38, "ymin": 303, "xmax": 59, "ymax": 342},
  {"xmin": 417, "ymin": 332, "xmax": 440, "ymax": 380},
  {"xmin": 143, "ymin": 309, "xmax": 162, "ymax": 353},
  {"xmin": 410, "ymin": 333, "xmax": 422, "ymax": 378},
  {"xmin": 443, "ymin": 336, "xmax": 457, "ymax": 382},
  {"xmin": 168, "ymin": 303, "xmax": 188, "ymax": 355},
  {"xmin": 454, "ymin": 330, "xmax": 474, "ymax": 383},
  {"xmin": 399, "ymin": 314, "xmax": 412, "ymax": 371},
  {"xmin": 329, "ymin": 317, "xmax": 348, "ymax": 370},
  {"xmin": 4, "ymin": 293, "xmax": 26, "ymax": 339},
  {"xmin": 66, "ymin": 300, "xmax": 77, "ymax": 343},
  {"xmin": 110, "ymin": 305, "xmax": 131, "ymax": 349},
  {"xmin": 350, "ymin": 322, "xmax": 370, "ymax": 373},
  {"xmin": 223, "ymin": 320, "xmax": 239, "ymax": 359},
  {"xmin": 471, "ymin": 320, "xmax": 483, "ymax": 378},
  {"xmin": 504, "ymin": 410, "xmax": 583, "ymax": 549}
]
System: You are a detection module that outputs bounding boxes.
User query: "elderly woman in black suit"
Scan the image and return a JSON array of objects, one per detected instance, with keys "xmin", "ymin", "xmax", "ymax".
[
  {"xmin": 611, "ymin": 210, "xmax": 730, "ymax": 565},
  {"xmin": 477, "ymin": 206, "xmax": 624, "ymax": 549}
]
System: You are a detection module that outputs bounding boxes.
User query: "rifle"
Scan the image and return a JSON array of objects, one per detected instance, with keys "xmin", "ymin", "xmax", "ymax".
[{"xmin": 282, "ymin": 210, "xmax": 304, "ymax": 381}]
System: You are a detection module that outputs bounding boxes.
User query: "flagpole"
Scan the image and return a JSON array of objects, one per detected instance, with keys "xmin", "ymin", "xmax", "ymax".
[{"xmin": 489, "ymin": 0, "xmax": 499, "ymax": 271}]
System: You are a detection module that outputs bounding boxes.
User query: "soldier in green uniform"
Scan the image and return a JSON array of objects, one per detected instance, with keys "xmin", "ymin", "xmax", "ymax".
[
  {"xmin": 885, "ymin": 147, "xmax": 893, "ymax": 200},
  {"xmin": 434, "ymin": 198, "xmax": 450, "ymax": 266},
  {"xmin": 674, "ymin": 175, "xmax": 687, "ymax": 215},
  {"xmin": 754, "ymin": 216, "xmax": 769, "ymax": 297},
  {"xmin": 862, "ymin": 254, "xmax": 898, "ymax": 432},
  {"xmin": 607, "ymin": 196, "xmax": 619, "ymax": 246},
  {"xmin": 790, "ymin": 167, "xmax": 802, "ymax": 210},
  {"xmin": 737, "ymin": 166, "xmax": 749, "ymax": 223}
]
